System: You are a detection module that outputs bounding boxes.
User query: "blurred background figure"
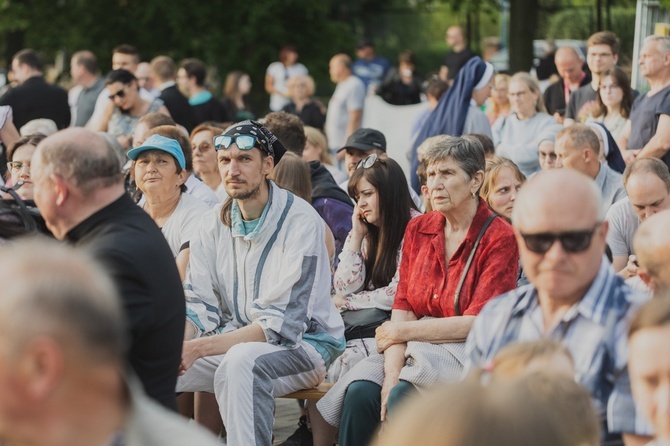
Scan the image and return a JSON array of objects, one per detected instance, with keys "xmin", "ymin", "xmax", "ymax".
[
  {"xmin": 485, "ymin": 74, "xmax": 511, "ymax": 125},
  {"xmin": 377, "ymin": 50, "xmax": 423, "ymax": 106},
  {"xmin": 265, "ymin": 44, "xmax": 308, "ymax": 112},
  {"xmin": 283, "ymin": 75, "xmax": 326, "ymax": 130},
  {"xmin": 352, "ymin": 39, "xmax": 391, "ymax": 95},
  {"xmin": 222, "ymin": 71, "xmax": 255, "ymax": 122},
  {"xmin": 303, "ymin": 126, "xmax": 347, "ymax": 183},
  {"xmin": 3, "ymin": 133, "xmax": 46, "ymax": 200},
  {"xmin": 439, "ymin": 25, "xmax": 476, "ymax": 85},
  {"xmin": 587, "ymin": 66, "xmax": 634, "ymax": 140},
  {"xmin": 190, "ymin": 124, "xmax": 227, "ymax": 201}
]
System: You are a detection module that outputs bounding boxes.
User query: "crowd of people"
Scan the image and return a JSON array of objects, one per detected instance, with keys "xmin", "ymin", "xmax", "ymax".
[{"xmin": 1, "ymin": 24, "xmax": 670, "ymax": 446}]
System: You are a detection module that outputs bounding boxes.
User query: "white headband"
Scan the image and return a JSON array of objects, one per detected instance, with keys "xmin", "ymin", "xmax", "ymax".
[{"xmin": 473, "ymin": 62, "xmax": 495, "ymax": 90}]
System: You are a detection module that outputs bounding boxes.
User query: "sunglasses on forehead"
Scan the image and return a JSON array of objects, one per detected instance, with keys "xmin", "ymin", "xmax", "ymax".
[
  {"xmin": 356, "ymin": 153, "xmax": 379, "ymax": 170},
  {"xmin": 213, "ymin": 134, "xmax": 259, "ymax": 151},
  {"xmin": 519, "ymin": 224, "xmax": 601, "ymax": 254}
]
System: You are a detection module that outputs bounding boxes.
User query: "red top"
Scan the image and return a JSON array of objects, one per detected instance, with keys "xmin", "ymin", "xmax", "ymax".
[{"xmin": 393, "ymin": 199, "xmax": 519, "ymax": 317}]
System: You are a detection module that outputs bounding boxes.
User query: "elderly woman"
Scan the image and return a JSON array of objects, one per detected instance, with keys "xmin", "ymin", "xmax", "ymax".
[
  {"xmin": 282, "ymin": 75, "xmax": 326, "ymax": 130},
  {"xmin": 316, "ymin": 135, "xmax": 519, "ymax": 446},
  {"xmin": 127, "ymin": 133, "xmax": 208, "ymax": 280},
  {"xmin": 492, "ymin": 72, "xmax": 557, "ymax": 177},
  {"xmin": 534, "ymin": 124, "xmax": 564, "ymax": 171},
  {"xmin": 190, "ymin": 124, "xmax": 226, "ymax": 201},
  {"xmin": 91, "ymin": 69, "xmax": 169, "ymax": 150},
  {"xmin": 4, "ymin": 133, "xmax": 46, "ymax": 200}
]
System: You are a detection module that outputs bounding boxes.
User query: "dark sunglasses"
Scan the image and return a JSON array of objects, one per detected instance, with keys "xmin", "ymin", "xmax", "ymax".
[
  {"xmin": 520, "ymin": 224, "xmax": 601, "ymax": 254},
  {"xmin": 108, "ymin": 83, "xmax": 130, "ymax": 100},
  {"xmin": 356, "ymin": 153, "xmax": 379, "ymax": 170},
  {"xmin": 213, "ymin": 134, "xmax": 259, "ymax": 151}
]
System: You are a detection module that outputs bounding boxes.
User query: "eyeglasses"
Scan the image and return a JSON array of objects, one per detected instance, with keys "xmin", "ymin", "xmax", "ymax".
[
  {"xmin": 7, "ymin": 161, "xmax": 30, "ymax": 173},
  {"xmin": 213, "ymin": 134, "xmax": 259, "ymax": 151},
  {"xmin": 108, "ymin": 84, "xmax": 130, "ymax": 101},
  {"xmin": 356, "ymin": 153, "xmax": 379, "ymax": 169},
  {"xmin": 519, "ymin": 223, "xmax": 601, "ymax": 254}
]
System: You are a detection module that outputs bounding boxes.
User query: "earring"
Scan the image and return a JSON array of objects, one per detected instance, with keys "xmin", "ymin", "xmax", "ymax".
[{"xmin": 472, "ymin": 191, "xmax": 476, "ymax": 199}]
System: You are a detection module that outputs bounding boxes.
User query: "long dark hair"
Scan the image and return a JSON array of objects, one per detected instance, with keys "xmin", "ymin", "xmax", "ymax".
[
  {"xmin": 348, "ymin": 157, "xmax": 418, "ymax": 289},
  {"xmin": 594, "ymin": 66, "xmax": 633, "ymax": 119}
]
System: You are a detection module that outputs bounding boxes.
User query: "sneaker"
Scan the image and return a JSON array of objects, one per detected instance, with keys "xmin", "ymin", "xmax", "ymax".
[{"xmin": 278, "ymin": 415, "xmax": 313, "ymax": 446}]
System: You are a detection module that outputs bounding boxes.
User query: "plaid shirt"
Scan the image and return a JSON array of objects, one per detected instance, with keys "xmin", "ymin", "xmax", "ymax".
[{"xmin": 465, "ymin": 257, "xmax": 652, "ymax": 436}]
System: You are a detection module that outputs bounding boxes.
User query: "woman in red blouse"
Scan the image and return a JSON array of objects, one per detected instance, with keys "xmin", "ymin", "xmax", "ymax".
[{"xmin": 316, "ymin": 135, "xmax": 519, "ymax": 446}]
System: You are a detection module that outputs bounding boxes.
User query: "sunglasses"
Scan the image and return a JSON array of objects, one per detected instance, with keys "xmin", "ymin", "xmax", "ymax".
[
  {"xmin": 356, "ymin": 153, "xmax": 379, "ymax": 170},
  {"xmin": 108, "ymin": 83, "xmax": 130, "ymax": 101},
  {"xmin": 519, "ymin": 224, "xmax": 601, "ymax": 254},
  {"xmin": 213, "ymin": 134, "xmax": 259, "ymax": 151}
]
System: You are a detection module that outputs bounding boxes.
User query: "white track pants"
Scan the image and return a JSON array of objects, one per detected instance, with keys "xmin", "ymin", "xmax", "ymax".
[{"xmin": 177, "ymin": 341, "xmax": 326, "ymax": 446}]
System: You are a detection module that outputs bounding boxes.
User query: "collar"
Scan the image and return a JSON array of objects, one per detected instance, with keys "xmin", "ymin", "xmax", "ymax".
[
  {"xmin": 188, "ymin": 90, "xmax": 213, "ymax": 106},
  {"xmin": 157, "ymin": 81, "xmax": 176, "ymax": 91},
  {"xmin": 593, "ymin": 162, "xmax": 607, "ymax": 188},
  {"xmin": 230, "ymin": 181, "xmax": 273, "ymax": 239},
  {"xmin": 65, "ymin": 193, "xmax": 129, "ymax": 242},
  {"xmin": 418, "ymin": 198, "xmax": 492, "ymax": 239}
]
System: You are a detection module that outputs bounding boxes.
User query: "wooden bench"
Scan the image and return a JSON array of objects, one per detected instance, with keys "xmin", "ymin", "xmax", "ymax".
[{"xmin": 279, "ymin": 382, "xmax": 334, "ymax": 401}]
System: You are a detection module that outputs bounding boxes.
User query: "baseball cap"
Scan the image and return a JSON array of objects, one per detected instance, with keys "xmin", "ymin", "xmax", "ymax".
[
  {"xmin": 126, "ymin": 134, "xmax": 186, "ymax": 169},
  {"xmin": 338, "ymin": 128, "xmax": 387, "ymax": 154}
]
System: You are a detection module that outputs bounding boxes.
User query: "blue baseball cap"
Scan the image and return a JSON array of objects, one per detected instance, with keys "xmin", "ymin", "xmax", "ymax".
[{"xmin": 126, "ymin": 134, "xmax": 186, "ymax": 169}]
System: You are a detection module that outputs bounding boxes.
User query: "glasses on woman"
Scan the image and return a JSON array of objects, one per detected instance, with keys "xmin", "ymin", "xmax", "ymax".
[
  {"xmin": 213, "ymin": 134, "xmax": 258, "ymax": 151},
  {"xmin": 7, "ymin": 161, "xmax": 30, "ymax": 173},
  {"xmin": 519, "ymin": 224, "xmax": 601, "ymax": 254},
  {"xmin": 108, "ymin": 84, "xmax": 130, "ymax": 100},
  {"xmin": 356, "ymin": 153, "xmax": 379, "ymax": 169}
]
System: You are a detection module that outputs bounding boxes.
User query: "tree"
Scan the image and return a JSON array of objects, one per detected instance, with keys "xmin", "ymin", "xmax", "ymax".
[{"xmin": 509, "ymin": 0, "xmax": 540, "ymax": 72}]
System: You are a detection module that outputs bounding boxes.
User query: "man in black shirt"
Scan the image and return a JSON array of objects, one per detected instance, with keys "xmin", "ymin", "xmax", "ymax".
[
  {"xmin": 30, "ymin": 128, "xmax": 185, "ymax": 411},
  {"xmin": 177, "ymin": 58, "xmax": 231, "ymax": 126},
  {"xmin": 439, "ymin": 26, "xmax": 476, "ymax": 85},
  {"xmin": 543, "ymin": 46, "xmax": 591, "ymax": 123}
]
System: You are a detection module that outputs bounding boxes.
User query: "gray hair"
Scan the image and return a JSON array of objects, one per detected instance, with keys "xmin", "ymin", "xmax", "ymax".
[
  {"xmin": 556, "ymin": 124, "xmax": 600, "ymax": 155},
  {"xmin": 0, "ymin": 238, "xmax": 127, "ymax": 363},
  {"xmin": 422, "ymin": 135, "xmax": 486, "ymax": 180},
  {"xmin": 36, "ymin": 128, "xmax": 124, "ymax": 197},
  {"xmin": 644, "ymin": 35, "xmax": 670, "ymax": 55},
  {"xmin": 623, "ymin": 158, "xmax": 670, "ymax": 191}
]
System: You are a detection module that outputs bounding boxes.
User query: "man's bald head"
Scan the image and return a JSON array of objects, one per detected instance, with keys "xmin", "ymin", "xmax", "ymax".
[
  {"xmin": 634, "ymin": 210, "xmax": 670, "ymax": 292},
  {"xmin": 554, "ymin": 46, "xmax": 584, "ymax": 83},
  {"xmin": 34, "ymin": 128, "xmax": 124, "ymax": 196}
]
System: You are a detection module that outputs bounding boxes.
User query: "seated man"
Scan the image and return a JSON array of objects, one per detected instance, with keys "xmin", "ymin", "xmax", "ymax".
[
  {"xmin": 0, "ymin": 239, "xmax": 221, "ymax": 446},
  {"xmin": 631, "ymin": 210, "xmax": 670, "ymax": 294},
  {"xmin": 465, "ymin": 169, "xmax": 651, "ymax": 444},
  {"xmin": 177, "ymin": 120, "xmax": 345, "ymax": 446},
  {"xmin": 555, "ymin": 124, "xmax": 626, "ymax": 212},
  {"xmin": 606, "ymin": 158, "xmax": 670, "ymax": 276}
]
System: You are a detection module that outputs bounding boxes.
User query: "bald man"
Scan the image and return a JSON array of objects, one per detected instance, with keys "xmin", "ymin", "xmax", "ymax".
[
  {"xmin": 465, "ymin": 169, "xmax": 651, "ymax": 444},
  {"xmin": 543, "ymin": 46, "xmax": 590, "ymax": 122},
  {"xmin": 555, "ymin": 124, "xmax": 627, "ymax": 212},
  {"xmin": 633, "ymin": 210, "xmax": 670, "ymax": 294}
]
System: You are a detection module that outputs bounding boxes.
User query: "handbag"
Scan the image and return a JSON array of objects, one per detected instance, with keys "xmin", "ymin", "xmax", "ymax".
[
  {"xmin": 453, "ymin": 213, "xmax": 498, "ymax": 316},
  {"xmin": 341, "ymin": 307, "xmax": 391, "ymax": 341}
]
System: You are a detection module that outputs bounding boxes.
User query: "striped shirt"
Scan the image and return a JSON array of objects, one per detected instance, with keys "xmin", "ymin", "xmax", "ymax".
[{"xmin": 465, "ymin": 257, "xmax": 652, "ymax": 435}]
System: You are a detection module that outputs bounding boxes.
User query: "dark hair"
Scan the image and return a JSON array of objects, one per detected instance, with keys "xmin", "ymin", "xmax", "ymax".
[
  {"xmin": 13, "ymin": 49, "xmax": 43, "ymax": 72},
  {"xmin": 594, "ymin": 66, "xmax": 633, "ymax": 119},
  {"xmin": 348, "ymin": 157, "xmax": 418, "ymax": 289},
  {"xmin": 180, "ymin": 58, "xmax": 207, "ymax": 86},
  {"xmin": 72, "ymin": 50, "xmax": 99, "ymax": 75},
  {"xmin": 426, "ymin": 76, "xmax": 449, "ymax": 101},
  {"xmin": 270, "ymin": 152, "xmax": 312, "ymax": 202},
  {"xmin": 223, "ymin": 71, "xmax": 252, "ymax": 112},
  {"xmin": 219, "ymin": 151, "xmax": 271, "ymax": 227},
  {"xmin": 264, "ymin": 112, "xmax": 306, "ymax": 157},
  {"xmin": 279, "ymin": 44, "xmax": 298, "ymax": 64},
  {"xmin": 588, "ymin": 31, "xmax": 620, "ymax": 56},
  {"xmin": 467, "ymin": 134, "xmax": 495, "ymax": 157},
  {"xmin": 105, "ymin": 69, "xmax": 137, "ymax": 86},
  {"xmin": 398, "ymin": 50, "xmax": 417, "ymax": 66},
  {"xmin": 7, "ymin": 133, "xmax": 47, "ymax": 162},
  {"xmin": 112, "ymin": 44, "xmax": 140, "ymax": 60}
]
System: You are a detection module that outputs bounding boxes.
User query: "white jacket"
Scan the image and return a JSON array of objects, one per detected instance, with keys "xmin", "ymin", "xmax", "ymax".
[{"xmin": 185, "ymin": 181, "xmax": 345, "ymax": 366}]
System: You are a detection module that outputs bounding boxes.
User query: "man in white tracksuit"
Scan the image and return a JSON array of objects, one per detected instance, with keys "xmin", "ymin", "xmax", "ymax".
[{"xmin": 177, "ymin": 120, "xmax": 346, "ymax": 446}]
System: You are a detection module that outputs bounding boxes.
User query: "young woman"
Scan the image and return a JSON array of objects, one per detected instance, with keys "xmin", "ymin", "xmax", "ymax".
[
  {"xmin": 221, "ymin": 71, "xmax": 255, "ymax": 122},
  {"xmin": 588, "ymin": 66, "xmax": 634, "ymax": 140},
  {"xmin": 485, "ymin": 74, "xmax": 511, "ymax": 125},
  {"xmin": 479, "ymin": 156, "xmax": 526, "ymax": 222},
  {"xmin": 308, "ymin": 154, "xmax": 420, "ymax": 446},
  {"xmin": 303, "ymin": 126, "xmax": 348, "ymax": 184}
]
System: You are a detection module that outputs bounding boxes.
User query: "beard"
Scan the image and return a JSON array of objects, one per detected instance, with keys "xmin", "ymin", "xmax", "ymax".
[{"xmin": 227, "ymin": 178, "xmax": 263, "ymax": 201}]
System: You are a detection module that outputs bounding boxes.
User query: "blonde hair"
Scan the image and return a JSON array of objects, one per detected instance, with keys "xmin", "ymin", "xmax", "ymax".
[
  {"xmin": 510, "ymin": 72, "xmax": 547, "ymax": 113},
  {"xmin": 488, "ymin": 74, "xmax": 510, "ymax": 117},
  {"xmin": 490, "ymin": 339, "xmax": 572, "ymax": 378},
  {"xmin": 287, "ymin": 74, "xmax": 315, "ymax": 97},
  {"xmin": 304, "ymin": 126, "xmax": 333, "ymax": 165},
  {"xmin": 269, "ymin": 152, "xmax": 312, "ymax": 202},
  {"xmin": 479, "ymin": 156, "xmax": 526, "ymax": 209}
]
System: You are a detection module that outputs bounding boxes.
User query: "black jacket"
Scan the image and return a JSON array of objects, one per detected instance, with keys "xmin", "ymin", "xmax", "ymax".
[
  {"xmin": 0, "ymin": 76, "xmax": 70, "ymax": 129},
  {"xmin": 159, "ymin": 85, "xmax": 196, "ymax": 132}
]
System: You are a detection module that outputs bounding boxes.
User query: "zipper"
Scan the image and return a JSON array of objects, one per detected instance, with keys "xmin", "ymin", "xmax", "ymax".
[{"xmin": 242, "ymin": 239, "xmax": 251, "ymax": 322}]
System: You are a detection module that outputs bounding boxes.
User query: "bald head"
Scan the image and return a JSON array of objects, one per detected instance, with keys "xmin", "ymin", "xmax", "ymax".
[
  {"xmin": 634, "ymin": 210, "xmax": 670, "ymax": 292},
  {"xmin": 329, "ymin": 54, "xmax": 352, "ymax": 83},
  {"xmin": 554, "ymin": 46, "xmax": 584, "ymax": 83}
]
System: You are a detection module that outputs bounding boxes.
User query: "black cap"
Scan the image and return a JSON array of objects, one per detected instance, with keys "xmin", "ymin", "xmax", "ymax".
[
  {"xmin": 338, "ymin": 128, "xmax": 386, "ymax": 153},
  {"xmin": 356, "ymin": 39, "xmax": 374, "ymax": 50}
]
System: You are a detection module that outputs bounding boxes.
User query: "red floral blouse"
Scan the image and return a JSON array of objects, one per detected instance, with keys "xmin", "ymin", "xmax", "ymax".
[{"xmin": 393, "ymin": 199, "xmax": 519, "ymax": 317}]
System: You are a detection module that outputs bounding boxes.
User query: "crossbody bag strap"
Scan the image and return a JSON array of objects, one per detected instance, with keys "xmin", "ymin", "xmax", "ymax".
[{"xmin": 454, "ymin": 213, "xmax": 499, "ymax": 316}]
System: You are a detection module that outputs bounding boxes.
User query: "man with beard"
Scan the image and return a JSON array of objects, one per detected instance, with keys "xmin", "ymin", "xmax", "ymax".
[{"xmin": 177, "ymin": 120, "xmax": 345, "ymax": 446}]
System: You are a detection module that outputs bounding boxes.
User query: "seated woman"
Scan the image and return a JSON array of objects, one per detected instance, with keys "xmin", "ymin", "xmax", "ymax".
[
  {"xmin": 303, "ymin": 126, "xmax": 348, "ymax": 184},
  {"xmin": 3, "ymin": 133, "xmax": 46, "ymax": 200},
  {"xmin": 316, "ymin": 135, "xmax": 519, "ymax": 446},
  {"xmin": 127, "ymin": 132, "xmax": 209, "ymax": 280},
  {"xmin": 492, "ymin": 72, "xmax": 557, "ymax": 177},
  {"xmin": 221, "ymin": 71, "xmax": 255, "ymax": 122},
  {"xmin": 91, "ymin": 69, "xmax": 169, "ymax": 150},
  {"xmin": 479, "ymin": 156, "xmax": 525, "ymax": 222},
  {"xmin": 282, "ymin": 75, "xmax": 326, "ymax": 130},
  {"xmin": 190, "ymin": 124, "xmax": 226, "ymax": 200}
]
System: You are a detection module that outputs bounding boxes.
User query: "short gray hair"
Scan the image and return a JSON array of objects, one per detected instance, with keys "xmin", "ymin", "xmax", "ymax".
[
  {"xmin": 0, "ymin": 238, "xmax": 127, "ymax": 363},
  {"xmin": 422, "ymin": 135, "xmax": 486, "ymax": 179},
  {"xmin": 644, "ymin": 35, "xmax": 670, "ymax": 55}
]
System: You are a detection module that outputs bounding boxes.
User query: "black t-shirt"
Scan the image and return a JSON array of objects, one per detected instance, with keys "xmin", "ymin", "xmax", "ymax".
[
  {"xmin": 192, "ymin": 96, "xmax": 232, "ymax": 126},
  {"xmin": 543, "ymin": 73, "xmax": 592, "ymax": 116},
  {"xmin": 565, "ymin": 84, "xmax": 598, "ymax": 121},
  {"xmin": 282, "ymin": 101, "xmax": 326, "ymax": 130},
  {"xmin": 442, "ymin": 48, "xmax": 477, "ymax": 81},
  {"xmin": 66, "ymin": 193, "xmax": 185, "ymax": 411},
  {"xmin": 628, "ymin": 85, "xmax": 670, "ymax": 167}
]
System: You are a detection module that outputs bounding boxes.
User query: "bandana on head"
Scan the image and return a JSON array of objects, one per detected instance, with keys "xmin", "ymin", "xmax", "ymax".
[{"xmin": 222, "ymin": 120, "xmax": 286, "ymax": 165}]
